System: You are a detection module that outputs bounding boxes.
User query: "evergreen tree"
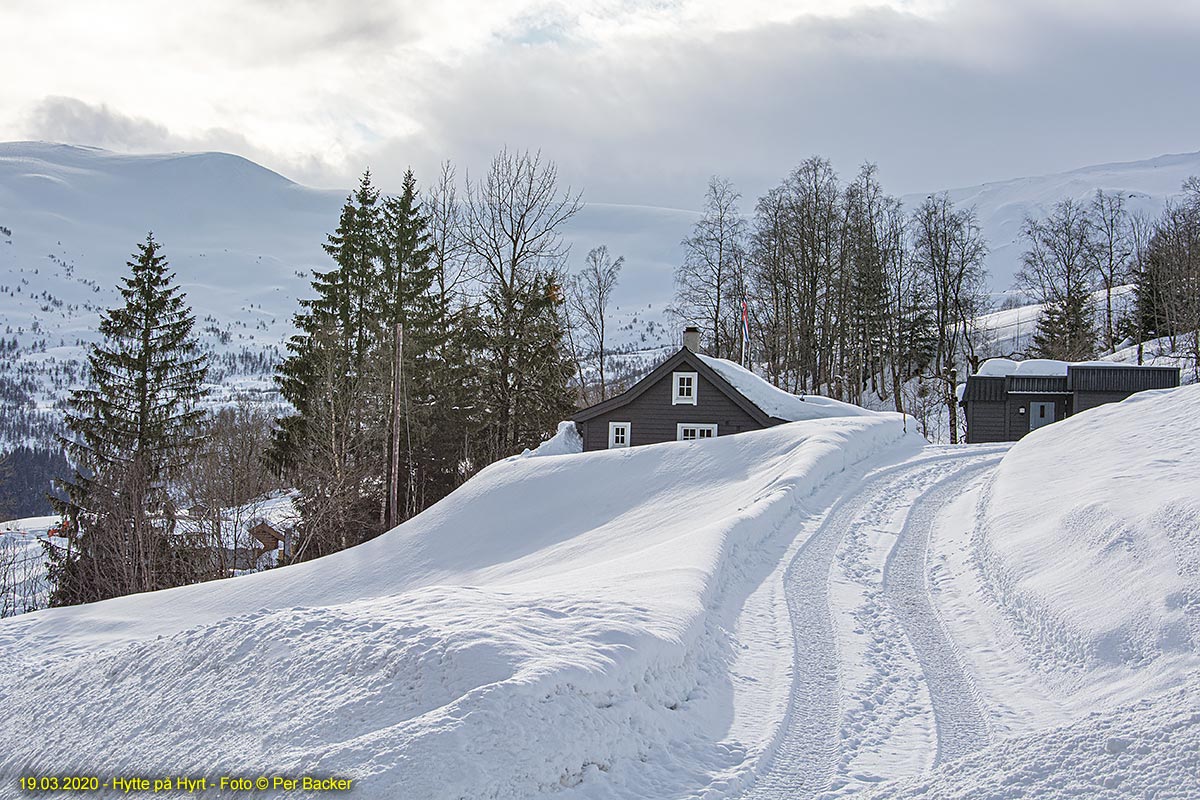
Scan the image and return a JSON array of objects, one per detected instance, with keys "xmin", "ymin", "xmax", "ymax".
[
  {"xmin": 480, "ymin": 273, "xmax": 576, "ymax": 458},
  {"xmin": 898, "ymin": 288, "xmax": 938, "ymax": 378},
  {"xmin": 379, "ymin": 169, "xmax": 441, "ymax": 524},
  {"xmin": 462, "ymin": 148, "xmax": 583, "ymax": 459},
  {"xmin": 272, "ymin": 172, "xmax": 388, "ymax": 559},
  {"xmin": 48, "ymin": 234, "xmax": 209, "ymax": 605}
]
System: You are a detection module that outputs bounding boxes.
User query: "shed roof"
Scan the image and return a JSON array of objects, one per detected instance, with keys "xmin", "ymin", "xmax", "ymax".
[
  {"xmin": 1067, "ymin": 365, "xmax": 1180, "ymax": 392},
  {"xmin": 1007, "ymin": 375, "xmax": 1069, "ymax": 394},
  {"xmin": 962, "ymin": 375, "xmax": 1005, "ymax": 402}
]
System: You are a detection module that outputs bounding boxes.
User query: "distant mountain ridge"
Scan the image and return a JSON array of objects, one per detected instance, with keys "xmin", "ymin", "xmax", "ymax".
[
  {"xmin": 1, "ymin": 141, "xmax": 1197, "ymax": 450},
  {"xmin": 906, "ymin": 149, "xmax": 1200, "ymax": 292}
]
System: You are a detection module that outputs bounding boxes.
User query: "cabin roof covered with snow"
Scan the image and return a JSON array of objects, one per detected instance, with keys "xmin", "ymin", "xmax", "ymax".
[{"xmin": 572, "ymin": 348, "xmax": 871, "ymax": 426}]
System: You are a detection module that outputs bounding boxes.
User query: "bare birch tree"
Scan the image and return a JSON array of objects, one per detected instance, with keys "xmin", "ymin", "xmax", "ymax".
[
  {"xmin": 674, "ymin": 176, "xmax": 746, "ymax": 359},
  {"xmin": 909, "ymin": 193, "xmax": 987, "ymax": 443},
  {"xmin": 1017, "ymin": 198, "xmax": 1098, "ymax": 361},
  {"xmin": 463, "ymin": 148, "xmax": 583, "ymax": 457},
  {"xmin": 1089, "ymin": 189, "xmax": 1134, "ymax": 352},
  {"xmin": 569, "ymin": 245, "xmax": 623, "ymax": 401}
]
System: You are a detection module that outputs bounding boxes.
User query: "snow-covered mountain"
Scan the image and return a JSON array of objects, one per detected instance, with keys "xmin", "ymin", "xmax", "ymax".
[
  {"xmin": 0, "ymin": 142, "xmax": 342, "ymax": 443},
  {"xmin": 910, "ymin": 151, "xmax": 1200, "ymax": 294},
  {"xmin": 0, "ymin": 142, "xmax": 687, "ymax": 446},
  {"xmin": 3, "ymin": 141, "xmax": 1198, "ymax": 448},
  {"xmin": 1, "ymin": 383, "xmax": 1197, "ymax": 797}
]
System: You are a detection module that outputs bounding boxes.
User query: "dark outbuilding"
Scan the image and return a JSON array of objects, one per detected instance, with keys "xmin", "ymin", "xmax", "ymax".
[{"xmin": 961, "ymin": 362, "xmax": 1180, "ymax": 443}]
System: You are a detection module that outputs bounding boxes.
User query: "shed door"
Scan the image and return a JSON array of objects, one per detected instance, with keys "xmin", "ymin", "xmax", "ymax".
[{"xmin": 1029, "ymin": 401, "xmax": 1056, "ymax": 430}]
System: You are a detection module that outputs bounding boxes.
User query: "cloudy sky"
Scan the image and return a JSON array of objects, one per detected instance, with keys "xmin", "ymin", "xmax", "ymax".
[{"xmin": 3, "ymin": 0, "xmax": 1198, "ymax": 207}]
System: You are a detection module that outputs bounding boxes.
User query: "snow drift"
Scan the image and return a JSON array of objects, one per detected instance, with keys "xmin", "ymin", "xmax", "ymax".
[
  {"xmin": 979, "ymin": 384, "xmax": 1200, "ymax": 682},
  {"xmin": 857, "ymin": 384, "xmax": 1200, "ymax": 798},
  {"xmin": 0, "ymin": 413, "xmax": 917, "ymax": 798}
]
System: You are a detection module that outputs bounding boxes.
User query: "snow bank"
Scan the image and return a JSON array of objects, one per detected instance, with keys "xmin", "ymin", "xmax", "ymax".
[
  {"xmin": 978, "ymin": 384, "xmax": 1200, "ymax": 693},
  {"xmin": 976, "ymin": 357, "xmax": 1073, "ymax": 377},
  {"xmin": 697, "ymin": 355, "xmax": 874, "ymax": 421},
  {"xmin": 514, "ymin": 420, "xmax": 584, "ymax": 459},
  {"xmin": 866, "ymin": 681, "xmax": 1200, "ymax": 800},
  {"xmin": 975, "ymin": 357, "xmax": 1020, "ymax": 377},
  {"xmin": 0, "ymin": 415, "xmax": 918, "ymax": 798}
]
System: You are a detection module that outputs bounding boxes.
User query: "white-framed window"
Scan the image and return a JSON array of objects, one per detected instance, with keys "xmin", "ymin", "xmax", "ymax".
[
  {"xmin": 677, "ymin": 423, "xmax": 717, "ymax": 441},
  {"xmin": 672, "ymin": 371, "xmax": 698, "ymax": 405},
  {"xmin": 608, "ymin": 421, "xmax": 631, "ymax": 448}
]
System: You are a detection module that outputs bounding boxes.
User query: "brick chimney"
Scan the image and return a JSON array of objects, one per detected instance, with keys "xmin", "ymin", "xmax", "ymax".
[{"xmin": 683, "ymin": 325, "xmax": 701, "ymax": 353}]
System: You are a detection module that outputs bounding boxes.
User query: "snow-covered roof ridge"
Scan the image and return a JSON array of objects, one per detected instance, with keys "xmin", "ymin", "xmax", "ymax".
[
  {"xmin": 695, "ymin": 354, "xmax": 874, "ymax": 421},
  {"xmin": 974, "ymin": 356, "xmax": 1152, "ymax": 378}
]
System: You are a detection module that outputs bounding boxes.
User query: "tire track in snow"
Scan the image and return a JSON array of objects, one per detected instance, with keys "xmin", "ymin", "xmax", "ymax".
[
  {"xmin": 741, "ymin": 449, "xmax": 1004, "ymax": 800},
  {"xmin": 882, "ymin": 457, "xmax": 1001, "ymax": 765}
]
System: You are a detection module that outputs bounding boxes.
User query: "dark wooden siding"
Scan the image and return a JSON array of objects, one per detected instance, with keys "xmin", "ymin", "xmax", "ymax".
[
  {"xmin": 579, "ymin": 369, "xmax": 767, "ymax": 451},
  {"xmin": 1073, "ymin": 389, "xmax": 1139, "ymax": 413},
  {"xmin": 1006, "ymin": 393, "xmax": 1071, "ymax": 440},
  {"xmin": 1006, "ymin": 375, "xmax": 1069, "ymax": 394},
  {"xmin": 965, "ymin": 401, "xmax": 1007, "ymax": 443},
  {"xmin": 1067, "ymin": 366, "xmax": 1180, "ymax": 392}
]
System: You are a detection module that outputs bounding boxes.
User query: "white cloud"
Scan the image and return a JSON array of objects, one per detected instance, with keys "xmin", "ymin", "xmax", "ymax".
[{"xmin": 1, "ymin": 0, "xmax": 1198, "ymax": 202}]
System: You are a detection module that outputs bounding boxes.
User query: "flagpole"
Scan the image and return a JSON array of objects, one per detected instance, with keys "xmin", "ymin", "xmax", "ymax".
[{"xmin": 741, "ymin": 299, "xmax": 749, "ymax": 370}]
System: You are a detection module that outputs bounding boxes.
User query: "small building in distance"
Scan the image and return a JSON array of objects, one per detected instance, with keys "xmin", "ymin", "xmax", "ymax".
[
  {"xmin": 961, "ymin": 358, "xmax": 1180, "ymax": 443},
  {"xmin": 571, "ymin": 326, "xmax": 872, "ymax": 450}
]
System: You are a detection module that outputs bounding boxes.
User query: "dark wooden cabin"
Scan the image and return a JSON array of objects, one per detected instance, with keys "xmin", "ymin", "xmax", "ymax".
[
  {"xmin": 572, "ymin": 327, "xmax": 788, "ymax": 451},
  {"xmin": 961, "ymin": 363, "xmax": 1180, "ymax": 443}
]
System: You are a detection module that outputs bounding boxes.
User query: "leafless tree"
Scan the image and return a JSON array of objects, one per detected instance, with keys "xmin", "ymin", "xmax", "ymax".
[
  {"xmin": 674, "ymin": 176, "xmax": 747, "ymax": 360},
  {"xmin": 1017, "ymin": 198, "xmax": 1098, "ymax": 361},
  {"xmin": 910, "ymin": 193, "xmax": 988, "ymax": 443},
  {"xmin": 1140, "ymin": 180, "xmax": 1200, "ymax": 379},
  {"xmin": 462, "ymin": 148, "xmax": 583, "ymax": 455},
  {"xmin": 426, "ymin": 160, "xmax": 477, "ymax": 312},
  {"xmin": 569, "ymin": 245, "xmax": 623, "ymax": 402},
  {"xmin": 1, "ymin": 537, "xmax": 46, "ymax": 617},
  {"xmin": 1089, "ymin": 189, "xmax": 1134, "ymax": 352}
]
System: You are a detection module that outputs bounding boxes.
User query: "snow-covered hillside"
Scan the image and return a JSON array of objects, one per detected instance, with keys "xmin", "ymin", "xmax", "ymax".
[
  {"xmin": 2, "ymin": 381, "xmax": 1198, "ymax": 797},
  {"xmin": 4, "ymin": 141, "xmax": 1197, "ymax": 450},
  {"xmin": 0, "ymin": 411, "xmax": 920, "ymax": 797},
  {"xmin": 909, "ymin": 151, "xmax": 1200, "ymax": 294},
  {"xmin": 0, "ymin": 142, "xmax": 682, "ymax": 447}
]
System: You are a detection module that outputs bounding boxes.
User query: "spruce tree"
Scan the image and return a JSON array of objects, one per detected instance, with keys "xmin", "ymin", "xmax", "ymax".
[
  {"xmin": 899, "ymin": 289, "xmax": 938, "ymax": 378},
  {"xmin": 272, "ymin": 171, "xmax": 388, "ymax": 558},
  {"xmin": 480, "ymin": 273, "xmax": 577, "ymax": 459},
  {"xmin": 379, "ymin": 170, "xmax": 440, "ymax": 523},
  {"xmin": 49, "ymin": 234, "xmax": 209, "ymax": 605}
]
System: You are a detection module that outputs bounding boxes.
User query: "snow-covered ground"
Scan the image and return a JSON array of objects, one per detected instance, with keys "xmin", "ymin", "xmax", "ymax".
[
  {"xmin": 858, "ymin": 383, "xmax": 1200, "ymax": 798},
  {"xmin": 3, "ymin": 141, "xmax": 1200, "ymax": 797},
  {"xmin": 2, "ymin": 382, "xmax": 1197, "ymax": 797},
  {"xmin": 0, "ymin": 410, "xmax": 924, "ymax": 797}
]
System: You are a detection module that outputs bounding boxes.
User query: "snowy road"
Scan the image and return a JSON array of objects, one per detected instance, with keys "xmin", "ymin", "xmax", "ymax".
[{"xmin": 743, "ymin": 446, "xmax": 1008, "ymax": 799}]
